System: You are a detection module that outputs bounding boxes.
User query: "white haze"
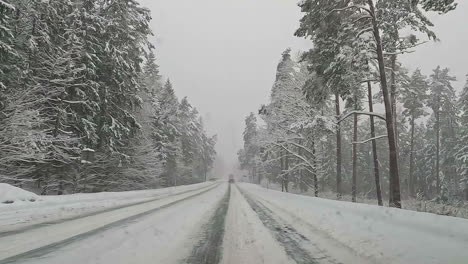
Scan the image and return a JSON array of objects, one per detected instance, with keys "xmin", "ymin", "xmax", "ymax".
[{"xmin": 138, "ymin": 0, "xmax": 468, "ymax": 174}]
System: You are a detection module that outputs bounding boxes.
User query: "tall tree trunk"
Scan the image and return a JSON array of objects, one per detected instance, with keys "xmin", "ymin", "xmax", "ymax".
[
  {"xmin": 285, "ymin": 155, "xmax": 289, "ymax": 193},
  {"xmin": 281, "ymin": 151, "xmax": 285, "ymax": 192},
  {"xmin": 435, "ymin": 97, "xmax": 441, "ymax": 195},
  {"xmin": 204, "ymin": 163, "xmax": 208, "ymax": 182},
  {"xmin": 367, "ymin": 0, "xmax": 401, "ymax": 208},
  {"xmin": 352, "ymin": 112, "xmax": 358, "ymax": 202},
  {"xmin": 389, "ymin": 53, "xmax": 399, "ymax": 202},
  {"xmin": 409, "ymin": 113, "xmax": 416, "ymax": 197},
  {"xmin": 390, "ymin": 54, "xmax": 399, "ymax": 144},
  {"xmin": 312, "ymin": 139, "xmax": 318, "ymax": 197},
  {"xmin": 298, "ymin": 138, "xmax": 304, "ymax": 192},
  {"xmin": 335, "ymin": 93, "xmax": 342, "ymax": 199},
  {"xmin": 367, "ymin": 81, "xmax": 383, "ymax": 206}
]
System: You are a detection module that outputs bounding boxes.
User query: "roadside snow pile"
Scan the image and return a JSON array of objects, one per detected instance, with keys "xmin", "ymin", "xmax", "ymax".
[{"xmin": 0, "ymin": 183, "xmax": 40, "ymax": 204}]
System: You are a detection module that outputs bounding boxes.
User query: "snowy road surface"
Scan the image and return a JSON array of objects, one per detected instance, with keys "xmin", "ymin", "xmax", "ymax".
[{"xmin": 1, "ymin": 182, "xmax": 468, "ymax": 264}]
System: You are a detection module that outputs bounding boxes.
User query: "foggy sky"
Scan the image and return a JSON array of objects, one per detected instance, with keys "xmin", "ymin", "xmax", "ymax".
[{"xmin": 138, "ymin": 0, "xmax": 468, "ymax": 171}]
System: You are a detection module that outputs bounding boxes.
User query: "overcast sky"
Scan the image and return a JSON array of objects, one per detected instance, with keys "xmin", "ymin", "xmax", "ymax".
[{"xmin": 138, "ymin": 0, "xmax": 468, "ymax": 171}]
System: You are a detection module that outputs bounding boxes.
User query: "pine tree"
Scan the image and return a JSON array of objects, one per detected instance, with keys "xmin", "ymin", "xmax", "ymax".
[
  {"xmin": 240, "ymin": 112, "xmax": 259, "ymax": 182},
  {"xmin": 95, "ymin": 0, "xmax": 152, "ymax": 153},
  {"xmin": 155, "ymin": 79, "xmax": 180, "ymax": 186},
  {"xmin": 401, "ymin": 69, "xmax": 429, "ymax": 197},
  {"xmin": 0, "ymin": 0, "xmax": 16, "ymax": 100},
  {"xmin": 428, "ymin": 66, "xmax": 457, "ymax": 196},
  {"xmin": 456, "ymin": 76, "xmax": 468, "ymax": 200}
]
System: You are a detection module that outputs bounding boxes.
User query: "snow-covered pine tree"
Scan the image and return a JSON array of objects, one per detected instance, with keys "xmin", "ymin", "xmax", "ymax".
[
  {"xmin": 154, "ymin": 79, "xmax": 180, "ymax": 186},
  {"xmin": 428, "ymin": 66, "xmax": 457, "ymax": 196},
  {"xmin": 401, "ymin": 69, "xmax": 429, "ymax": 197},
  {"xmin": 240, "ymin": 112, "xmax": 259, "ymax": 183},
  {"xmin": 456, "ymin": 76, "xmax": 468, "ymax": 200},
  {"xmin": 95, "ymin": 0, "xmax": 152, "ymax": 153},
  {"xmin": 0, "ymin": 0, "xmax": 16, "ymax": 102}
]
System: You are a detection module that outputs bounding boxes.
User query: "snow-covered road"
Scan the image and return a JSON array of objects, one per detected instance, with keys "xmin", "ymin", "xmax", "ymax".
[{"xmin": 1, "ymin": 182, "xmax": 468, "ymax": 264}]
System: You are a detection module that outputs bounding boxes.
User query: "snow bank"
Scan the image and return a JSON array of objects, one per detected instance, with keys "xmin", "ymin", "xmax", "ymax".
[
  {"xmin": 261, "ymin": 181, "xmax": 468, "ymax": 219},
  {"xmin": 0, "ymin": 183, "xmax": 40, "ymax": 204},
  {"xmin": 240, "ymin": 183, "xmax": 468, "ymax": 264},
  {"xmin": 0, "ymin": 182, "xmax": 214, "ymax": 233}
]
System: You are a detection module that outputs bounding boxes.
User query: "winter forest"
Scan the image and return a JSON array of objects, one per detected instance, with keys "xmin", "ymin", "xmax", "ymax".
[
  {"xmin": 2, "ymin": 0, "xmax": 468, "ymax": 263},
  {"xmin": 0, "ymin": 0, "xmax": 217, "ymax": 194},
  {"xmin": 238, "ymin": 0, "xmax": 468, "ymax": 209}
]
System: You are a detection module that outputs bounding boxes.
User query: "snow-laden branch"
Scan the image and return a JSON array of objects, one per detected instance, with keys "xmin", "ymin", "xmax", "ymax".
[
  {"xmin": 351, "ymin": 135, "xmax": 387, "ymax": 145},
  {"xmin": 331, "ymin": 5, "xmax": 372, "ymax": 16},
  {"xmin": 360, "ymin": 79, "xmax": 379, "ymax": 83},
  {"xmin": 383, "ymin": 41, "xmax": 429, "ymax": 56},
  {"xmin": 337, "ymin": 111, "xmax": 386, "ymax": 124},
  {"xmin": 271, "ymin": 142, "xmax": 315, "ymax": 170},
  {"xmin": 356, "ymin": 27, "xmax": 374, "ymax": 38},
  {"xmin": 352, "ymin": 14, "xmax": 372, "ymax": 24}
]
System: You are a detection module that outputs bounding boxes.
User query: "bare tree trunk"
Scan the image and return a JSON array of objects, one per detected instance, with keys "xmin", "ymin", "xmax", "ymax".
[
  {"xmin": 285, "ymin": 155, "xmax": 289, "ymax": 193},
  {"xmin": 281, "ymin": 152, "xmax": 285, "ymax": 192},
  {"xmin": 367, "ymin": 81, "xmax": 383, "ymax": 206},
  {"xmin": 312, "ymin": 139, "xmax": 318, "ymax": 197},
  {"xmin": 435, "ymin": 97, "xmax": 441, "ymax": 195},
  {"xmin": 390, "ymin": 54, "xmax": 399, "ymax": 144},
  {"xmin": 204, "ymin": 164, "xmax": 207, "ymax": 182},
  {"xmin": 298, "ymin": 138, "xmax": 305, "ymax": 192},
  {"xmin": 409, "ymin": 113, "xmax": 416, "ymax": 197},
  {"xmin": 335, "ymin": 93, "xmax": 342, "ymax": 199},
  {"xmin": 367, "ymin": 0, "xmax": 401, "ymax": 208},
  {"xmin": 389, "ymin": 53, "xmax": 399, "ymax": 202},
  {"xmin": 352, "ymin": 112, "xmax": 358, "ymax": 202}
]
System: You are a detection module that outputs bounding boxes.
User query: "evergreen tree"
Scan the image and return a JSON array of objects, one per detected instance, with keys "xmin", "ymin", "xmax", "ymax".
[
  {"xmin": 239, "ymin": 113, "xmax": 259, "ymax": 182},
  {"xmin": 401, "ymin": 69, "xmax": 429, "ymax": 197},
  {"xmin": 428, "ymin": 66, "xmax": 457, "ymax": 196},
  {"xmin": 155, "ymin": 79, "xmax": 180, "ymax": 186},
  {"xmin": 456, "ymin": 76, "xmax": 468, "ymax": 200}
]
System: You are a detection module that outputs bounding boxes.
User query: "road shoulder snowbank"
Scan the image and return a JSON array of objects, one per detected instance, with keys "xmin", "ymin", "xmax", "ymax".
[
  {"xmin": 240, "ymin": 183, "xmax": 468, "ymax": 264},
  {"xmin": 0, "ymin": 182, "xmax": 214, "ymax": 233},
  {"xmin": 0, "ymin": 183, "xmax": 40, "ymax": 204}
]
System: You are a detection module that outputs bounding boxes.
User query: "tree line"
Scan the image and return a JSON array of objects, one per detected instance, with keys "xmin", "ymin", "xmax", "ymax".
[
  {"xmin": 238, "ymin": 0, "xmax": 468, "ymax": 207},
  {"xmin": 0, "ymin": 0, "xmax": 216, "ymax": 194}
]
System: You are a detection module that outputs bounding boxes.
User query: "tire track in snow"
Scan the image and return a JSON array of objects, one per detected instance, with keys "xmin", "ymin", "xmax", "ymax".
[
  {"xmin": 185, "ymin": 184, "xmax": 230, "ymax": 264},
  {"xmin": 0, "ymin": 184, "xmax": 221, "ymax": 264},
  {"xmin": 238, "ymin": 186, "xmax": 342, "ymax": 264}
]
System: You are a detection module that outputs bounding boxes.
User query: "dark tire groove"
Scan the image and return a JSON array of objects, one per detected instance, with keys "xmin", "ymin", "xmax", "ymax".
[
  {"xmin": 238, "ymin": 186, "xmax": 328, "ymax": 264},
  {"xmin": 185, "ymin": 184, "xmax": 231, "ymax": 264}
]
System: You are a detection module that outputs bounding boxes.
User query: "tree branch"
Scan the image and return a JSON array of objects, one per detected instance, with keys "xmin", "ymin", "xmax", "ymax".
[
  {"xmin": 337, "ymin": 111, "xmax": 386, "ymax": 123},
  {"xmin": 352, "ymin": 135, "xmax": 387, "ymax": 144}
]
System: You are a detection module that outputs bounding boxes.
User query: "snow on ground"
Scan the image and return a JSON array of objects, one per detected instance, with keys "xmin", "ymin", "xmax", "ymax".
[
  {"xmin": 2, "ymin": 181, "xmax": 468, "ymax": 264},
  {"xmin": 11, "ymin": 183, "xmax": 228, "ymax": 264},
  {"xmin": 0, "ymin": 183, "xmax": 40, "ymax": 204},
  {"xmin": 240, "ymin": 183, "xmax": 468, "ymax": 264},
  {"xmin": 0, "ymin": 182, "xmax": 214, "ymax": 234},
  {"xmin": 221, "ymin": 184, "xmax": 292, "ymax": 264}
]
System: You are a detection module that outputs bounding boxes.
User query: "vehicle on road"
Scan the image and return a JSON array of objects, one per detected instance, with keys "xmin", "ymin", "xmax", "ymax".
[{"xmin": 228, "ymin": 174, "xmax": 235, "ymax": 183}]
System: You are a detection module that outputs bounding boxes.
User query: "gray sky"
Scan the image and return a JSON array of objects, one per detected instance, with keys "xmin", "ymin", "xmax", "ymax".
[{"xmin": 139, "ymin": 0, "xmax": 468, "ymax": 171}]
